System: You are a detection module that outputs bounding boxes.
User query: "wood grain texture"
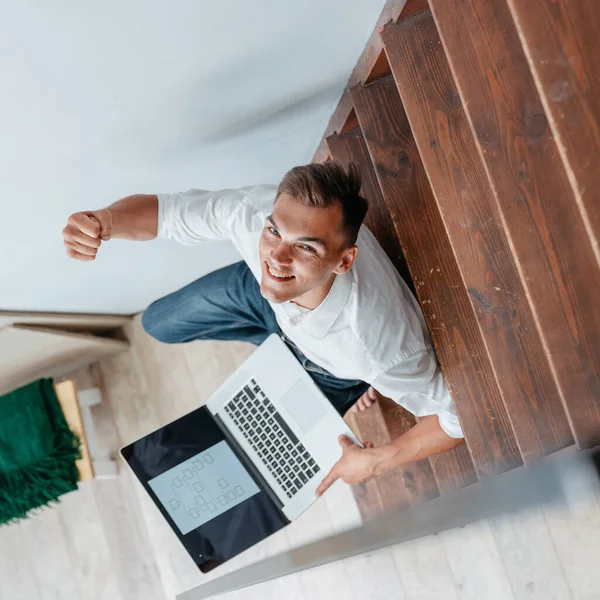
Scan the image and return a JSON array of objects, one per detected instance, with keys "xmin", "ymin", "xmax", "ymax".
[
  {"xmin": 392, "ymin": 534, "xmax": 461, "ymax": 600},
  {"xmin": 55, "ymin": 380, "xmax": 95, "ymax": 481},
  {"xmin": 490, "ymin": 509, "xmax": 572, "ymax": 600},
  {"xmin": 352, "ymin": 76, "xmax": 522, "ymax": 475},
  {"xmin": 376, "ymin": 397, "xmax": 440, "ymax": 505},
  {"xmin": 312, "ymin": 0, "xmax": 413, "ymax": 162},
  {"xmin": 56, "ymin": 485, "xmax": 126, "ymax": 600},
  {"xmin": 92, "ymin": 476, "xmax": 167, "ymax": 600},
  {"xmin": 381, "ymin": 13, "xmax": 573, "ymax": 462},
  {"xmin": 543, "ymin": 485, "xmax": 600, "ymax": 599},
  {"xmin": 506, "ymin": 0, "xmax": 600, "ymax": 261},
  {"xmin": 442, "ymin": 521, "xmax": 515, "ymax": 600},
  {"xmin": 364, "ymin": 51, "xmax": 392, "ymax": 85},
  {"xmin": 0, "ymin": 525, "xmax": 41, "ymax": 600},
  {"xmin": 2, "ymin": 326, "xmax": 600, "ymax": 599},
  {"xmin": 394, "ymin": 0, "xmax": 429, "ymax": 21},
  {"xmin": 344, "ymin": 549, "xmax": 407, "ymax": 600},
  {"xmin": 429, "ymin": 0, "xmax": 600, "ymax": 448},
  {"xmin": 351, "ymin": 403, "xmax": 416, "ymax": 513},
  {"xmin": 377, "ymin": 396, "xmax": 474, "ymax": 499},
  {"xmin": 19, "ymin": 508, "xmax": 81, "ymax": 600},
  {"xmin": 327, "ymin": 128, "xmax": 478, "ymax": 493},
  {"xmin": 344, "ymin": 410, "xmax": 387, "ymax": 521},
  {"xmin": 429, "ymin": 444, "xmax": 478, "ymax": 495},
  {"xmin": 327, "ymin": 129, "xmax": 413, "ymax": 290}
]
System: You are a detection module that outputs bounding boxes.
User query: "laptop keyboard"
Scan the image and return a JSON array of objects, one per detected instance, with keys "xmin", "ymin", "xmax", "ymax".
[{"xmin": 224, "ymin": 378, "xmax": 321, "ymax": 499}]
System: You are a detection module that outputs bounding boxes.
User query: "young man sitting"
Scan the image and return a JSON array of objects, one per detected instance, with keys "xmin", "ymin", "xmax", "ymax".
[{"xmin": 62, "ymin": 161, "xmax": 464, "ymax": 496}]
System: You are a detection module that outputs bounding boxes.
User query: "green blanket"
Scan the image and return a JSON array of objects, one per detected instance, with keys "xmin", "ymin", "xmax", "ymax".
[{"xmin": 0, "ymin": 379, "xmax": 81, "ymax": 525}]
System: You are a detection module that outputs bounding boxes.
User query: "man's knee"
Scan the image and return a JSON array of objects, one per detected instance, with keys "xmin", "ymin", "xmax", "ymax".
[{"xmin": 141, "ymin": 299, "xmax": 180, "ymax": 344}]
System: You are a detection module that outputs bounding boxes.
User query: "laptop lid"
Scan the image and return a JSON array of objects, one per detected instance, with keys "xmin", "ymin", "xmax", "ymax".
[
  {"xmin": 207, "ymin": 334, "xmax": 363, "ymax": 521},
  {"xmin": 120, "ymin": 404, "xmax": 289, "ymax": 574}
]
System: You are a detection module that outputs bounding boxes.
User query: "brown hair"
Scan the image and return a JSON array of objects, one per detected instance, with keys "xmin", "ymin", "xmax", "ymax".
[{"xmin": 276, "ymin": 161, "xmax": 369, "ymax": 246}]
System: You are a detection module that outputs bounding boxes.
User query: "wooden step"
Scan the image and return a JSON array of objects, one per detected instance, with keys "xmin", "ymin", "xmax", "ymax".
[
  {"xmin": 346, "ymin": 395, "xmax": 478, "ymax": 518},
  {"xmin": 351, "ymin": 75, "xmax": 522, "ymax": 476},
  {"xmin": 313, "ymin": 0, "xmax": 431, "ymax": 163},
  {"xmin": 345, "ymin": 398, "xmax": 440, "ymax": 519},
  {"xmin": 349, "ymin": 404, "xmax": 423, "ymax": 512},
  {"xmin": 380, "ymin": 11, "xmax": 574, "ymax": 462},
  {"xmin": 428, "ymin": 443, "xmax": 479, "ymax": 494},
  {"xmin": 344, "ymin": 410, "xmax": 388, "ymax": 521},
  {"xmin": 326, "ymin": 129, "xmax": 413, "ymax": 290},
  {"xmin": 506, "ymin": 0, "xmax": 600, "ymax": 256},
  {"xmin": 375, "ymin": 396, "xmax": 478, "ymax": 497},
  {"xmin": 428, "ymin": 0, "xmax": 600, "ymax": 448},
  {"xmin": 327, "ymin": 127, "xmax": 478, "ymax": 495}
]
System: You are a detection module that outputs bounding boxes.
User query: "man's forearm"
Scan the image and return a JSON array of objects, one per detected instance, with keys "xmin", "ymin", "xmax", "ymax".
[
  {"xmin": 373, "ymin": 415, "xmax": 463, "ymax": 476},
  {"xmin": 107, "ymin": 194, "xmax": 159, "ymax": 241}
]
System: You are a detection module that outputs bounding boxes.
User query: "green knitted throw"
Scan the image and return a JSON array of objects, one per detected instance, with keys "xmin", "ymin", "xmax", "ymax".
[{"xmin": 0, "ymin": 379, "xmax": 81, "ymax": 525}]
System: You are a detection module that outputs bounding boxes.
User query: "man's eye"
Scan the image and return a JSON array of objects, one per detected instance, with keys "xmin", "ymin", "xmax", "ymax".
[
  {"xmin": 301, "ymin": 244, "xmax": 316, "ymax": 253},
  {"xmin": 268, "ymin": 226, "xmax": 279, "ymax": 236}
]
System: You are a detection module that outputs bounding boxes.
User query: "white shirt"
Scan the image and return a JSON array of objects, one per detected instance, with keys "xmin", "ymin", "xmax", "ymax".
[{"xmin": 157, "ymin": 185, "xmax": 463, "ymax": 438}]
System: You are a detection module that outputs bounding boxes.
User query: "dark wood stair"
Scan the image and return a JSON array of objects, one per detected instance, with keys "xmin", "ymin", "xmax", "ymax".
[
  {"xmin": 381, "ymin": 11, "xmax": 575, "ymax": 462},
  {"xmin": 314, "ymin": 0, "xmax": 600, "ymax": 518},
  {"xmin": 506, "ymin": 0, "xmax": 600, "ymax": 254},
  {"xmin": 427, "ymin": 0, "xmax": 600, "ymax": 448}
]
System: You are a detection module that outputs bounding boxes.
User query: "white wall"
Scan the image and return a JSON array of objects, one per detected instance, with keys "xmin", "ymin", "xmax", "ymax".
[{"xmin": 0, "ymin": 0, "xmax": 385, "ymax": 314}]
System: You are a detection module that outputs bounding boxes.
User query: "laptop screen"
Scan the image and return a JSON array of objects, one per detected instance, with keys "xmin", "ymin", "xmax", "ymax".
[
  {"xmin": 120, "ymin": 405, "xmax": 288, "ymax": 573},
  {"xmin": 148, "ymin": 440, "xmax": 261, "ymax": 534}
]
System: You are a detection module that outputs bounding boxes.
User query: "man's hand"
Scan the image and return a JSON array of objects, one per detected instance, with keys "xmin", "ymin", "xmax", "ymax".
[
  {"xmin": 315, "ymin": 416, "xmax": 465, "ymax": 498},
  {"xmin": 62, "ymin": 209, "xmax": 112, "ymax": 261},
  {"xmin": 315, "ymin": 435, "xmax": 385, "ymax": 497}
]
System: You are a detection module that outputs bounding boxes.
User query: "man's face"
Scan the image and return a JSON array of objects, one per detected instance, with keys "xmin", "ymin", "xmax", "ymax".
[{"xmin": 258, "ymin": 193, "xmax": 356, "ymax": 306}]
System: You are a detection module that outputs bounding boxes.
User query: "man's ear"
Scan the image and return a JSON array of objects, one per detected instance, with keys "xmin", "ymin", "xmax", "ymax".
[{"xmin": 334, "ymin": 245, "xmax": 358, "ymax": 274}]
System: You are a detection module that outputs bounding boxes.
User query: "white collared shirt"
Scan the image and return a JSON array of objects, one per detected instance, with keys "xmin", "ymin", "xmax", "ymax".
[{"xmin": 157, "ymin": 186, "xmax": 463, "ymax": 438}]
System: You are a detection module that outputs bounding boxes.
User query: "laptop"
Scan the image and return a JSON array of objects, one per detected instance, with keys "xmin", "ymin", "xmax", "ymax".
[{"xmin": 120, "ymin": 333, "xmax": 361, "ymax": 573}]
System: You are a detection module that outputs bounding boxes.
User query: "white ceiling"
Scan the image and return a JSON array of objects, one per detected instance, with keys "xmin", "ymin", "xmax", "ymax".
[{"xmin": 0, "ymin": 0, "xmax": 385, "ymax": 315}]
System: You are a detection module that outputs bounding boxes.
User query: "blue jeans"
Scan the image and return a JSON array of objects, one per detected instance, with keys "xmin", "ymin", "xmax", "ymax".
[{"xmin": 141, "ymin": 261, "xmax": 369, "ymax": 415}]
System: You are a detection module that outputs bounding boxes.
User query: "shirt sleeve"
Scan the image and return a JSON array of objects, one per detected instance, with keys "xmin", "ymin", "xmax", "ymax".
[
  {"xmin": 370, "ymin": 349, "xmax": 464, "ymax": 439},
  {"xmin": 157, "ymin": 185, "xmax": 278, "ymax": 244}
]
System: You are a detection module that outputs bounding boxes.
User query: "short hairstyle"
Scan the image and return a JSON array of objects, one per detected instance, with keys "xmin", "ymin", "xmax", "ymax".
[{"xmin": 276, "ymin": 161, "xmax": 369, "ymax": 246}]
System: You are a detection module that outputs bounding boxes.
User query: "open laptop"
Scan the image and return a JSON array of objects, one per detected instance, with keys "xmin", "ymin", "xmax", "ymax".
[{"xmin": 120, "ymin": 333, "xmax": 361, "ymax": 573}]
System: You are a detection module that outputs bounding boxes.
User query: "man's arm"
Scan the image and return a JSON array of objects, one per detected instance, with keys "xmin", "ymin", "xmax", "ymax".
[
  {"xmin": 104, "ymin": 194, "xmax": 159, "ymax": 240},
  {"xmin": 315, "ymin": 351, "xmax": 466, "ymax": 496},
  {"xmin": 315, "ymin": 415, "xmax": 463, "ymax": 496},
  {"xmin": 62, "ymin": 194, "xmax": 158, "ymax": 261}
]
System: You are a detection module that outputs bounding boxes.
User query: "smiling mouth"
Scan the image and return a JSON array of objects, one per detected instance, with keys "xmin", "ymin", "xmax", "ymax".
[{"xmin": 266, "ymin": 262, "xmax": 295, "ymax": 281}]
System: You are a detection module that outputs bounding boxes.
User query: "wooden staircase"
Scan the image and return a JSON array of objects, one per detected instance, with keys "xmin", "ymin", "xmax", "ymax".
[{"xmin": 316, "ymin": 0, "xmax": 600, "ymax": 517}]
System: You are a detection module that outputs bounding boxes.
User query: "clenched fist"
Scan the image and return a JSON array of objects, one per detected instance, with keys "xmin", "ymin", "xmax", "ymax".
[{"xmin": 62, "ymin": 209, "xmax": 112, "ymax": 261}]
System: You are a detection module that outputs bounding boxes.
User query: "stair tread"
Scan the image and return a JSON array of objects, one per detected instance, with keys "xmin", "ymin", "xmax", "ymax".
[
  {"xmin": 350, "ymin": 76, "xmax": 523, "ymax": 475},
  {"xmin": 507, "ymin": 0, "xmax": 600, "ymax": 253},
  {"xmin": 381, "ymin": 11, "xmax": 574, "ymax": 460},
  {"xmin": 429, "ymin": 0, "xmax": 600, "ymax": 448}
]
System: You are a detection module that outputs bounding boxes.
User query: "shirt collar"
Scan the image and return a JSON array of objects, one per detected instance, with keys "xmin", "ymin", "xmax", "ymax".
[{"xmin": 288, "ymin": 270, "xmax": 353, "ymax": 340}]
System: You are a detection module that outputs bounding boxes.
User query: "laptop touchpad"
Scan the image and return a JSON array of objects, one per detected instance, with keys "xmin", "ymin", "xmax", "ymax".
[{"xmin": 279, "ymin": 379, "xmax": 327, "ymax": 434}]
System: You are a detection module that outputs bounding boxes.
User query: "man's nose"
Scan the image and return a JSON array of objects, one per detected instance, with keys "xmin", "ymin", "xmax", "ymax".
[{"xmin": 270, "ymin": 243, "xmax": 293, "ymax": 266}]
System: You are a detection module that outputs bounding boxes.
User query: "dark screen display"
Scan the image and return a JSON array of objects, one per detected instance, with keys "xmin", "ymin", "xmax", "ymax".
[{"xmin": 120, "ymin": 406, "xmax": 289, "ymax": 573}]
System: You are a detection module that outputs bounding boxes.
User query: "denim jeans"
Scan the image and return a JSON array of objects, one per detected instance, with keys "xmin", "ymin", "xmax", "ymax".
[{"xmin": 141, "ymin": 261, "xmax": 369, "ymax": 415}]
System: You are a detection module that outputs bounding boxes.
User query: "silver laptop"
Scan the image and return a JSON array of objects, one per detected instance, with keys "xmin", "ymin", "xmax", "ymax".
[{"xmin": 120, "ymin": 333, "xmax": 360, "ymax": 572}]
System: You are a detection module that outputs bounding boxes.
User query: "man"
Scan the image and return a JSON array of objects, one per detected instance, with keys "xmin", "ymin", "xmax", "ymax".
[{"xmin": 62, "ymin": 161, "xmax": 464, "ymax": 496}]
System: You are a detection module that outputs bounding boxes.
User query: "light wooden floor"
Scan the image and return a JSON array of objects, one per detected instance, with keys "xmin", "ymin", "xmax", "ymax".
[{"xmin": 2, "ymin": 316, "xmax": 600, "ymax": 600}]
